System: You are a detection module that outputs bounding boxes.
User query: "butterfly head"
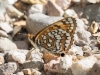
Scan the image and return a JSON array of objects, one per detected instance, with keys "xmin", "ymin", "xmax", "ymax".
[
  {"xmin": 28, "ymin": 33, "xmax": 39, "ymax": 49},
  {"xmin": 28, "ymin": 33, "xmax": 34, "ymax": 40}
]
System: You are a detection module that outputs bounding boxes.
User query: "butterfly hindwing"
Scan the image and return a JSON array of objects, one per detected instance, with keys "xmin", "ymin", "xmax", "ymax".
[{"xmin": 35, "ymin": 17, "xmax": 76, "ymax": 55}]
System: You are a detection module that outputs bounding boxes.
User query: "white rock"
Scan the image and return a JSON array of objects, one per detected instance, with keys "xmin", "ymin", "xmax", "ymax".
[
  {"xmin": 75, "ymin": 46, "xmax": 83, "ymax": 56},
  {"xmin": 0, "ymin": 30, "xmax": 8, "ymax": 37},
  {"xmin": 7, "ymin": 0, "xmax": 18, "ymax": 4},
  {"xmin": 60, "ymin": 55, "xmax": 72, "ymax": 73},
  {"xmin": 0, "ymin": 62, "xmax": 19, "ymax": 74},
  {"xmin": 21, "ymin": 0, "xmax": 47, "ymax": 4},
  {"xmin": 82, "ymin": 46, "xmax": 92, "ymax": 52},
  {"xmin": 9, "ymin": 49, "xmax": 29, "ymax": 55},
  {"xmin": 28, "ymin": 4, "xmax": 46, "ymax": 15},
  {"xmin": 87, "ymin": 0, "xmax": 100, "ymax": 3},
  {"xmin": 94, "ymin": 54, "xmax": 100, "ymax": 60},
  {"xmin": 68, "ymin": 46, "xmax": 78, "ymax": 55},
  {"xmin": 16, "ymin": 71, "xmax": 24, "ymax": 75},
  {"xmin": 26, "ymin": 48, "xmax": 43, "ymax": 62},
  {"xmin": 56, "ymin": 0, "xmax": 71, "ymax": 10},
  {"xmin": 0, "ymin": 1, "xmax": 17, "ymax": 21},
  {"xmin": 44, "ymin": 55, "xmax": 72, "ymax": 74},
  {"xmin": 0, "ymin": 0, "xmax": 22, "ymax": 18},
  {"xmin": 44, "ymin": 58, "xmax": 60, "ymax": 73},
  {"xmin": 0, "ymin": 37, "xmax": 17, "ymax": 53},
  {"xmin": 92, "ymin": 32, "xmax": 100, "ymax": 36},
  {"xmin": 0, "ymin": 0, "xmax": 9, "ymax": 21},
  {"xmin": 64, "ymin": 9, "xmax": 78, "ymax": 18},
  {"xmin": 12, "ymin": 51, "xmax": 26, "ymax": 64},
  {"xmin": 76, "ymin": 18, "xmax": 86, "ymax": 29},
  {"xmin": 74, "ymin": 19, "xmax": 91, "ymax": 45},
  {"xmin": 71, "ymin": 56, "xmax": 97, "ymax": 75},
  {"xmin": 0, "ymin": 22, "xmax": 13, "ymax": 33},
  {"xmin": 71, "ymin": 0, "xmax": 81, "ymax": 2},
  {"xmin": 5, "ymin": 49, "xmax": 28, "ymax": 62},
  {"xmin": 69, "ymin": 46, "xmax": 83, "ymax": 56}
]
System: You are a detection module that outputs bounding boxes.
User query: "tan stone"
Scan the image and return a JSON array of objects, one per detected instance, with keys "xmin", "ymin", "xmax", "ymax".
[
  {"xmin": 56, "ymin": 0, "xmax": 71, "ymax": 10},
  {"xmin": 41, "ymin": 48, "xmax": 58, "ymax": 63},
  {"xmin": 31, "ymin": 69, "xmax": 41, "ymax": 75},
  {"xmin": 23, "ymin": 69, "xmax": 32, "ymax": 75},
  {"xmin": 21, "ymin": 0, "xmax": 56, "ymax": 5},
  {"xmin": 46, "ymin": 0, "xmax": 64, "ymax": 16},
  {"xmin": 0, "ymin": 55, "xmax": 4, "ymax": 64},
  {"xmin": 91, "ymin": 60, "xmax": 100, "ymax": 75}
]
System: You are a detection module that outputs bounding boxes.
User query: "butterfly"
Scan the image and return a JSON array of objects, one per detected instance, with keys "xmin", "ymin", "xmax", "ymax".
[{"xmin": 28, "ymin": 17, "xmax": 77, "ymax": 56}]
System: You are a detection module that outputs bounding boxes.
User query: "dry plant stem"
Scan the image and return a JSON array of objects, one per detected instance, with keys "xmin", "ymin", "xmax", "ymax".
[
  {"xmin": 7, "ymin": 5, "xmax": 23, "ymax": 18},
  {"xmin": 27, "ymin": 36, "xmax": 39, "ymax": 61},
  {"xmin": 26, "ymin": 48, "xmax": 34, "ymax": 61}
]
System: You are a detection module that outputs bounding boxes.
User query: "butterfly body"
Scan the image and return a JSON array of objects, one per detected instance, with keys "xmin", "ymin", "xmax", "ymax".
[{"xmin": 32, "ymin": 17, "xmax": 77, "ymax": 55}]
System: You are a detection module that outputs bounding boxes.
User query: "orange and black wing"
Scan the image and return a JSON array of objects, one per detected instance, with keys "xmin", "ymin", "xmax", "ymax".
[{"xmin": 35, "ymin": 17, "xmax": 77, "ymax": 55}]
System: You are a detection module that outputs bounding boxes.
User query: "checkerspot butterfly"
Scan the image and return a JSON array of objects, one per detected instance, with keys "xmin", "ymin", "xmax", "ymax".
[{"xmin": 28, "ymin": 17, "xmax": 77, "ymax": 56}]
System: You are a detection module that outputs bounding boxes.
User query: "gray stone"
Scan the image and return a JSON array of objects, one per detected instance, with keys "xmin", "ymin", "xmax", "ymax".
[
  {"xmin": 16, "ymin": 71, "xmax": 24, "ymax": 75},
  {"xmin": 87, "ymin": 0, "xmax": 100, "ymax": 3},
  {"xmin": 14, "ymin": 41, "xmax": 29, "ymax": 50},
  {"xmin": 0, "ymin": 37, "xmax": 17, "ymax": 53},
  {"xmin": 72, "ymin": 4, "xmax": 100, "ymax": 25},
  {"xmin": 26, "ymin": 13, "xmax": 63, "ymax": 35},
  {"xmin": 82, "ymin": 4, "xmax": 100, "ymax": 24},
  {"xmin": 0, "ymin": 62, "xmax": 19, "ymax": 75},
  {"xmin": 5, "ymin": 49, "xmax": 28, "ymax": 63},
  {"xmin": 69, "ymin": 46, "xmax": 83, "ymax": 56},
  {"xmin": 22, "ymin": 61, "xmax": 44, "ymax": 71},
  {"xmin": 7, "ymin": 0, "xmax": 18, "ymax": 4},
  {"xmin": 91, "ymin": 60, "xmax": 100, "ymax": 75},
  {"xmin": 0, "ymin": 0, "xmax": 9, "ymax": 21}
]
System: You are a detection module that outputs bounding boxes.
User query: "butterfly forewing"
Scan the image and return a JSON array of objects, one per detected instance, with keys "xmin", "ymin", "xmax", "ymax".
[{"xmin": 35, "ymin": 17, "xmax": 76, "ymax": 55}]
